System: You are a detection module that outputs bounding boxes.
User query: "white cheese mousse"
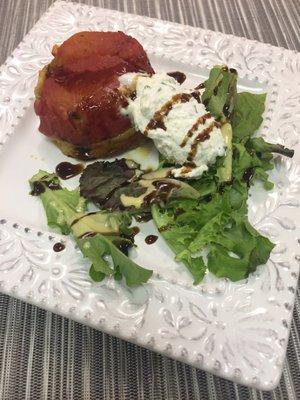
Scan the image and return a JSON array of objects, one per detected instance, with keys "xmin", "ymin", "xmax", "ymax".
[{"xmin": 119, "ymin": 73, "xmax": 226, "ymax": 178}]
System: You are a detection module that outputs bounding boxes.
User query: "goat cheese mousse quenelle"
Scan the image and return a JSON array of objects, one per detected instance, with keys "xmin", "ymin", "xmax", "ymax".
[{"xmin": 119, "ymin": 72, "xmax": 226, "ymax": 178}]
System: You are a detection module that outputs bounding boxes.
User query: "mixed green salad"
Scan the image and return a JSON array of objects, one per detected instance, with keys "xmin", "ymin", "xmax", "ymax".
[{"xmin": 29, "ymin": 66, "xmax": 294, "ymax": 287}]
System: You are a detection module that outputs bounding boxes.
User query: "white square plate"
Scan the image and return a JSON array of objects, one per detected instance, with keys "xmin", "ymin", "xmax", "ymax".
[{"xmin": 0, "ymin": 1, "xmax": 299, "ymax": 390}]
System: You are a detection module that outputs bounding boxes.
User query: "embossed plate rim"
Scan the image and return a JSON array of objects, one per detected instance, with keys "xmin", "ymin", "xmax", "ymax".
[{"xmin": 0, "ymin": 0, "xmax": 299, "ymax": 390}]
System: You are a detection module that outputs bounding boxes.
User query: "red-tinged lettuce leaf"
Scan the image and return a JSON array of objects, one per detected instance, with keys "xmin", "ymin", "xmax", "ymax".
[
  {"xmin": 79, "ymin": 159, "xmax": 137, "ymax": 208},
  {"xmin": 80, "ymin": 160, "xmax": 200, "ymax": 212},
  {"xmin": 102, "ymin": 183, "xmax": 147, "ymax": 211}
]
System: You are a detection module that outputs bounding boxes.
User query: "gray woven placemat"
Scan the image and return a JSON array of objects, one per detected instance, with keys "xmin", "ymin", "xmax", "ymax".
[{"xmin": 0, "ymin": 0, "xmax": 299, "ymax": 399}]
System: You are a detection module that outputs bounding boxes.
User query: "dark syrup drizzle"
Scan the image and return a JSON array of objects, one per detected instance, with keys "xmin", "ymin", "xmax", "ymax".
[
  {"xmin": 243, "ymin": 168, "xmax": 254, "ymax": 187},
  {"xmin": 134, "ymin": 213, "xmax": 152, "ymax": 223},
  {"xmin": 145, "ymin": 235, "xmax": 158, "ymax": 245},
  {"xmin": 144, "ymin": 93, "xmax": 193, "ymax": 135},
  {"xmin": 187, "ymin": 121, "xmax": 219, "ymax": 162},
  {"xmin": 115, "ymin": 227, "xmax": 140, "ymax": 255},
  {"xmin": 53, "ymin": 242, "xmax": 65, "ymax": 252},
  {"xmin": 30, "ymin": 180, "xmax": 61, "ymax": 196},
  {"xmin": 158, "ymin": 225, "xmax": 170, "ymax": 232},
  {"xmin": 180, "ymin": 112, "xmax": 211, "ymax": 148},
  {"xmin": 194, "ymin": 82, "xmax": 205, "ymax": 90},
  {"xmin": 167, "ymin": 71, "xmax": 186, "ymax": 85},
  {"xmin": 143, "ymin": 180, "xmax": 179, "ymax": 206},
  {"xmin": 114, "ymin": 240, "xmax": 131, "ymax": 256},
  {"xmin": 70, "ymin": 212, "xmax": 97, "ymax": 228},
  {"xmin": 30, "ymin": 182, "xmax": 46, "ymax": 196},
  {"xmin": 55, "ymin": 162, "xmax": 84, "ymax": 180}
]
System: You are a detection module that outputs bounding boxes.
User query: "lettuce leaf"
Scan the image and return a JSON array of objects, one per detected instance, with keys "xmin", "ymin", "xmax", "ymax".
[
  {"xmin": 190, "ymin": 211, "xmax": 274, "ymax": 280},
  {"xmin": 151, "ymin": 204, "xmax": 206, "ymax": 284},
  {"xmin": 29, "ymin": 171, "xmax": 153, "ymax": 287},
  {"xmin": 152, "ymin": 186, "xmax": 274, "ymax": 283},
  {"xmin": 30, "ymin": 170, "xmax": 86, "ymax": 234},
  {"xmin": 232, "ymin": 92, "xmax": 266, "ymax": 142},
  {"xmin": 77, "ymin": 234, "xmax": 152, "ymax": 286},
  {"xmin": 202, "ymin": 66, "xmax": 237, "ymax": 121}
]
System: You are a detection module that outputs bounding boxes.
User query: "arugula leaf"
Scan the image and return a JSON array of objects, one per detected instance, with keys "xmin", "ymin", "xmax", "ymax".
[
  {"xmin": 238, "ymin": 137, "xmax": 293, "ymax": 189},
  {"xmin": 223, "ymin": 180, "xmax": 248, "ymax": 211},
  {"xmin": 231, "ymin": 92, "xmax": 266, "ymax": 142},
  {"xmin": 247, "ymin": 137, "xmax": 294, "ymax": 158},
  {"xmin": 29, "ymin": 171, "xmax": 153, "ymax": 287},
  {"xmin": 232, "ymin": 143, "xmax": 253, "ymax": 175},
  {"xmin": 232, "ymin": 143, "xmax": 274, "ymax": 190},
  {"xmin": 188, "ymin": 176, "xmax": 216, "ymax": 197}
]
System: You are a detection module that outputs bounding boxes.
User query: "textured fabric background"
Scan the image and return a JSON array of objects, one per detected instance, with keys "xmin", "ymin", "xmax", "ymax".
[{"xmin": 0, "ymin": 0, "xmax": 299, "ymax": 399}]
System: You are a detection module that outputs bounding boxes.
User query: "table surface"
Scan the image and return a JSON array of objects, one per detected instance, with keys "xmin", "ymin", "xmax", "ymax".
[{"xmin": 0, "ymin": 0, "xmax": 299, "ymax": 399}]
